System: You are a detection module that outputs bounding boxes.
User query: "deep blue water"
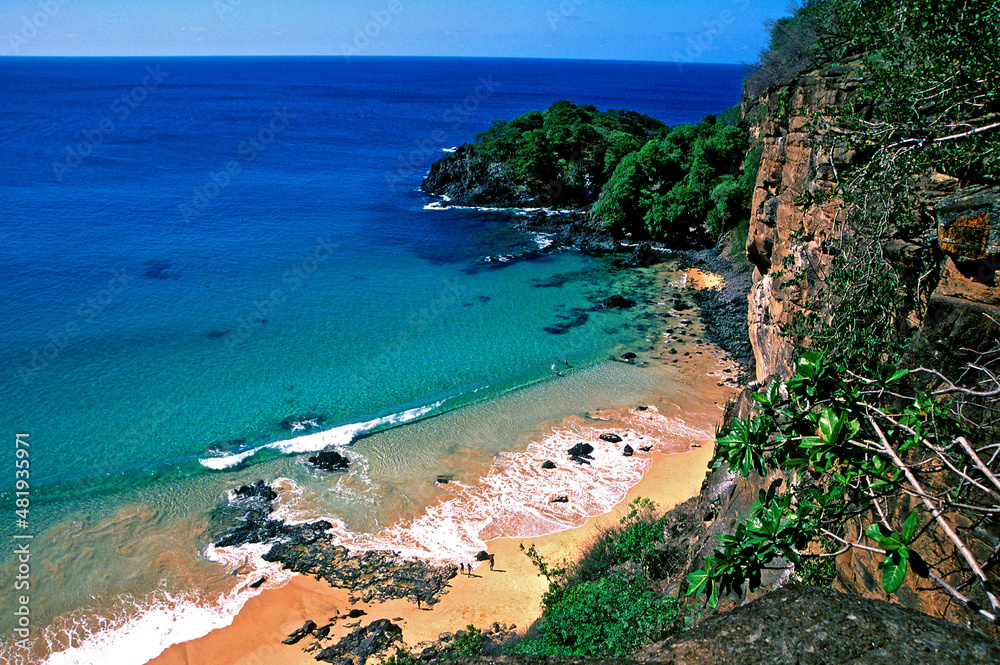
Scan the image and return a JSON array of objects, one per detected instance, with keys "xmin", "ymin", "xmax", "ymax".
[
  {"xmin": 0, "ymin": 56, "xmax": 744, "ymax": 494},
  {"xmin": 0, "ymin": 56, "xmax": 746, "ymax": 663}
]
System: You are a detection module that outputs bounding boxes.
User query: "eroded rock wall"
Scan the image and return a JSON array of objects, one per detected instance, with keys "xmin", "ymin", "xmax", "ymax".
[
  {"xmin": 744, "ymin": 64, "xmax": 864, "ymax": 380},
  {"xmin": 741, "ymin": 62, "xmax": 1000, "ymax": 635}
]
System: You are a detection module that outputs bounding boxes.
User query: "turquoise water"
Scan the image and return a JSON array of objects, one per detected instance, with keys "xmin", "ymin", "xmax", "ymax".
[{"xmin": 0, "ymin": 57, "xmax": 744, "ymax": 663}]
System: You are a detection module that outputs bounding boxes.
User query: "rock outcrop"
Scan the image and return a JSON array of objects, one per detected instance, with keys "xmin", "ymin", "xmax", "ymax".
[
  {"xmin": 422, "ymin": 145, "xmax": 537, "ymax": 208},
  {"xmin": 744, "ymin": 63, "xmax": 865, "ymax": 380},
  {"xmin": 740, "ymin": 59, "xmax": 1000, "ymax": 636},
  {"xmin": 636, "ymin": 583, "xmax": 1000, "ymax": 664},
  {"xmin": 212, "ymin": 482, "xmax": 456, "ymax": 606}
]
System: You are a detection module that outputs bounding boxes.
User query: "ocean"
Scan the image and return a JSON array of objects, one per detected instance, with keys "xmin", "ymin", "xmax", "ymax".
[{"xmin": 0, "ymin": 56, "xmax": 744, "ymax": 664}]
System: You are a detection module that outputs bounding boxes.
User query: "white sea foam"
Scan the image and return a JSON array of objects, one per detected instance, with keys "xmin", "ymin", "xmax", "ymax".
[
  {"xmin": 39, "ymin": 543, "xmax": 291, "ymax": 665},
  {"xmin": 302, "ymin": 406, "xmax": 712, "ymax": 564},
  {"xmin": 199, "ymin": 401, "xmax": 445, "ymax": 470},
  {"xmin": 532, "ymin": 232, "xmax": 556, "ymax": 250}
]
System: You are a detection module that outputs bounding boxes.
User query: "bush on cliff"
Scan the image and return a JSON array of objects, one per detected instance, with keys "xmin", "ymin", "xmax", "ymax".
[
  {"xmin": 689, "ymin": 351, "xmax": 1000, "ymax": 627},
  {"xmin": 510, "ymin": 498, "xmax": 690, "ymax": 658},
  {"xmin": 508, "ymin": 569, "xmax": 680, "ymax": 658}
]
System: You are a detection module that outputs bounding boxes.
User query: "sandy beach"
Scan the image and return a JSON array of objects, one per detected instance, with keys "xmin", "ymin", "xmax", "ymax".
[
  {"xmin": 151, "ymin": 441, "xmax": 718, "ymax": 665},
  {"xmin": 149, "ymin": 264, "xmax": 737, "ymax": 665}
]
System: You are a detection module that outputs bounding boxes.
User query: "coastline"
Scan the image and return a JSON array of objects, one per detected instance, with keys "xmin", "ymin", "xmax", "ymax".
[
  {"xmin": 150, "ymin": 431, "xmax": 720, "ymax": 665},
  {"xmin": 147, "ymin": 260, "xmax": 740, "ymax": 665}
]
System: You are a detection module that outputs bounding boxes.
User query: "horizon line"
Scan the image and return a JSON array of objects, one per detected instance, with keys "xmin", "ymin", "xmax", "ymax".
[{"xmin": 0, "ymin": 53, "xmax": 754, "ymax": 67}]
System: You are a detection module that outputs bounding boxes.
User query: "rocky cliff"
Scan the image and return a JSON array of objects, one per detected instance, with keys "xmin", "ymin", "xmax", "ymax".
[{"xmin": 737, "ymin": 61, "xmax": 1000, "ymax": 635}]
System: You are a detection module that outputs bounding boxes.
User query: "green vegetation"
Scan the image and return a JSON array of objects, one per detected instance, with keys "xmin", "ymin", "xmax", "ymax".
[
  {"xmin": 688, "ymin": 351, "xmax": 999, "ymax": 622},
  {"xmin": 510, "ymin": 570, "xmax": 680, "ymax": 658},
  {"xmin": 506, "ymin": 498, "xmax": 691, "ymax": 658},
  {"xmin": 593, "ymin": 118, "xmax": 758, "ymax": 243},
  {"xmin": 468, "ymin": 100, "xmax": 757, "ymax": 245},
  {"xmin": 446, "ymin": 625, "xmax": 484, "ymax": 658},
  {"xmin": 472, "ymin": 100, "xmax": 668, "ymax": 199}
]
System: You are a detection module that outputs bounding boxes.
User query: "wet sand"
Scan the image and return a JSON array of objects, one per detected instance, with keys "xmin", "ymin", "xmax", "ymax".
[
  {"xmin": 151, "ymin": 443, "xmax": 717, "ymax": 665},
  {"xmin": 149, "ymin": 264, "xmax": 738, "ymax": 665}
]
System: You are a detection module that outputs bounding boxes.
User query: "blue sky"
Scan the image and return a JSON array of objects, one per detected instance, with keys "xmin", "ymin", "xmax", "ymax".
[{"xmin": 3, "ymin": 0, "xmax": 799, "ymax": 61}]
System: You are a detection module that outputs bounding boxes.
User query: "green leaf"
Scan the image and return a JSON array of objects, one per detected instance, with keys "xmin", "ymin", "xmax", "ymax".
[
  {"xmin": 900, "ymin": 511, "xmax": 919, "ymax": 543},
  {"xmin": 866, "ymin": 523, "xmax": 902, "ymax": 550},
  {"xmin": 686, "ymin": 568, "xmax": 711, "ymax": 599},
  {"xmin": 881, "ymin": 553, "xmax": 908, "ymax": 593},
  {"xmin": 889, "ymin": 368, "xmax": 909, "ymax": 383}
]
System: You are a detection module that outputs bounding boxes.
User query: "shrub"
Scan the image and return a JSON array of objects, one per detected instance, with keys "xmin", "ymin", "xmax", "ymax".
[{"xmin": 509, "ymin": 570, "xmax": 679, "ymax": 657}]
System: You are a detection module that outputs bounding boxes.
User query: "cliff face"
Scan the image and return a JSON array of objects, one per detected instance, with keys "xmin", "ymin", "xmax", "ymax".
[
  {"xmin": 740, "ymin": 64, "xmax": 1000, "ymax": 633},
  {"xmin": 744, "ymin": 66, "xmax": 1000, "ymax": 383},
  {"xmin": 744, "ymin": 64, "xmax": 864, "ymax": 380}
]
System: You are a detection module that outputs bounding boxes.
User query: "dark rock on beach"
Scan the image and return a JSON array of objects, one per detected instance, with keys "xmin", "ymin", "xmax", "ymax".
[
  {"xmin": 676, "ymin": 248, "xmax": 755, "ymax": 375},
  {"xmin": 568, "ymin": 442, "xmax": 595, "ymax": 465},
  {"xmin": 623, "ymin": 444, "xmax": 634, "ymax": 457},
  {"xmin": 282, "ymin": 619, "xmax": 317, "ymax": 645},
  {"xmin": 550, "ymin": 495, "xmax": 569, "ymax": 503},
  {"xmin": 541, "ymin": 460, "xmax": 556, "ymax": 470},
  {"xmin": 620, "ymin": 242, "xmax": 663, "ymax": 268},
  {"xmin": 264, "ymin": 539, "xmax": 455, "ymax": 607},
  {"xmin": 308, "ymin": 450, "xmax": 350, "ymax": 472},
  {"xmin": 212, "ymin": 481, "xmax": 457, "ymax": 608},
  {"xmin": 436, "ymin": 474, "xmax": 454, "ymax": 484},
  {"xmin": 232, "ymin": 480, "xmax": 277, "ymax": 503},
  {"xmin": 315, "ymin": 619, "xmax": 403, "ymax": 665},
  {"xmin": 620, "ymin": 352, "xmax": 637, "ymax": 362},
  {"xmin": 599, "ymin": 433, "xmax": 622, "ymax": 443}
]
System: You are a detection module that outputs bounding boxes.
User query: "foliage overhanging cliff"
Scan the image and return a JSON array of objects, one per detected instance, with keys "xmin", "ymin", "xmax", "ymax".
[{"xmin": 690, "ymin": 0, "xmax": 1000, "ymax": 640}]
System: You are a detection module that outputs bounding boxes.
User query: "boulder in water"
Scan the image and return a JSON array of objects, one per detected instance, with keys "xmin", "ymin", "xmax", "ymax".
[
  {"xmin": 601, "ymin": 294, "xmax": 636, "ymax": 309},
  {"xmin": 308, "ymin": 450, "xmax": 350, "ymax": 472}
]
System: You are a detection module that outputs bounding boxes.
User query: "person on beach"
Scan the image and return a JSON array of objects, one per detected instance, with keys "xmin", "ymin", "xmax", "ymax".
[
  {"xmin": 459, "ymin": 562, "xmax": 465, "ymax": 575},
  {"xmin": 489, "ymin": 554, "xmax": 495, "ymax": 571}
]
